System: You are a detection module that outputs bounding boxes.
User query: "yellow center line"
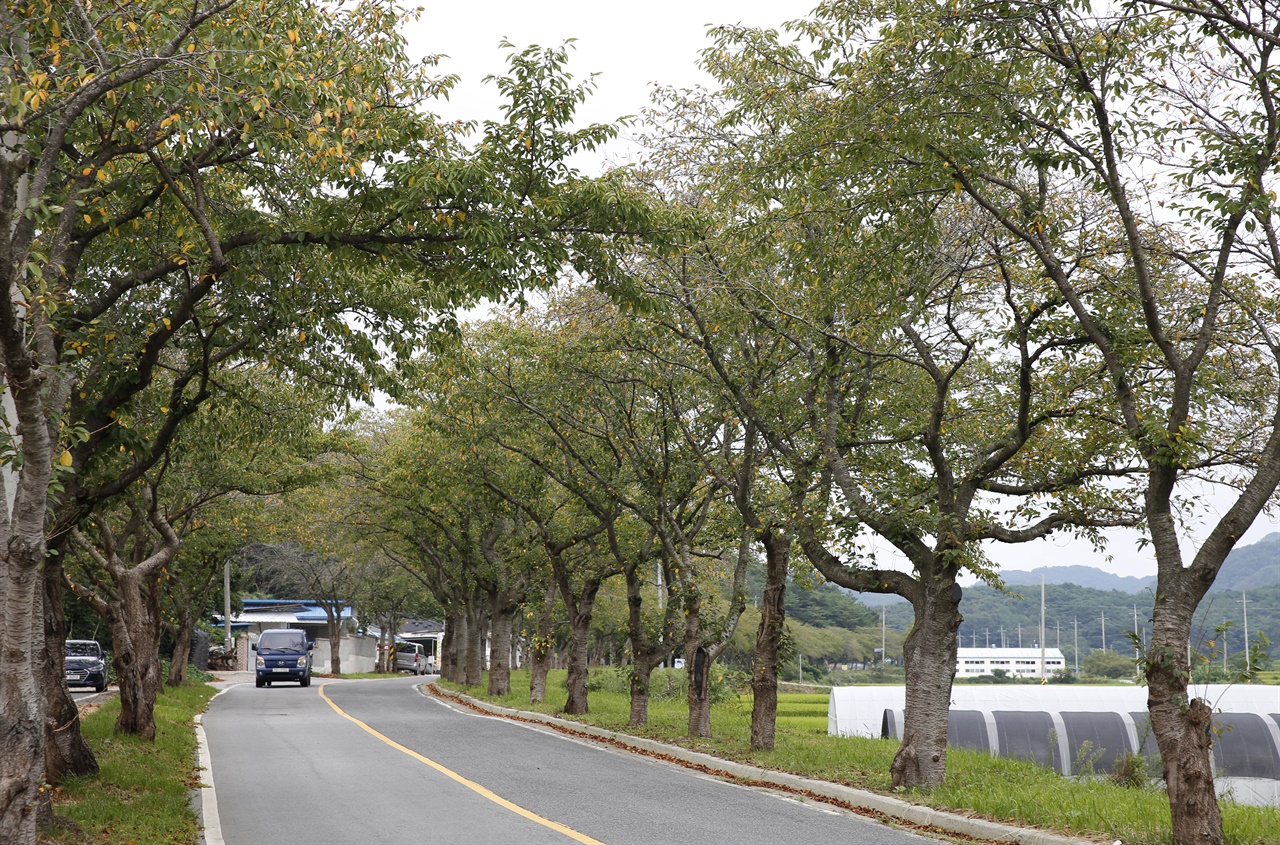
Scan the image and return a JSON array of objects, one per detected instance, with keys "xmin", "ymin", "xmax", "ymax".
[{"xmin": 317, "ymin": 684, "xmax": 607, "ymax": 845}]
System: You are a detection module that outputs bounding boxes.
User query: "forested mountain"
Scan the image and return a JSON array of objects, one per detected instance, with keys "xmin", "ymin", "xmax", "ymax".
[
  {"xmin": 1211, "ymin": 533, "xmax": 1280, "ymax": 592},
  {"xmin": 999, "ymin": 533, "xmax": 1280, "ymax": 594},
  {"xmin": 1000, "ymin": 566, "xmax": 1156, "ymax": 593},
  {"xmin": 748, "ymin": 569, "xmax": 878, "ymax": 632},
  {"xmin": 877, "ymin": 581, "xmax": 1280, "ymax": 669}
]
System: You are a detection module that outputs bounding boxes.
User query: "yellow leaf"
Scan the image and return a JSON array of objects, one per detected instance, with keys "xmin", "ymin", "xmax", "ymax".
[
  {"xmin": 83, "ymin": 214, "xmax": 92, "ymax": 224},
  {"xmin": 59, "ymin": 450, "xmax": 72, "ymax": 467},
  {"xmin": 162, "ymin": 318, "xmax": 171, "ymax": 330}
]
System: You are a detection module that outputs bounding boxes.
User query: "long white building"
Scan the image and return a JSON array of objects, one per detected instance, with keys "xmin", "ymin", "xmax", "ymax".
[{"xmin": 956, "ymin": 647, "xmax": 1066, "ymax": 679}]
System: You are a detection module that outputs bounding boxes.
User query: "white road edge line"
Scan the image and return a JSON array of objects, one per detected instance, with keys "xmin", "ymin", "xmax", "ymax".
[{"xmin": 197, "ymin": 686, "xmax": 236, "ymax": 845}]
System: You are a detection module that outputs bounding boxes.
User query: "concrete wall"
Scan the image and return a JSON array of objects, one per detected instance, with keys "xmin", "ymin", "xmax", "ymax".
[{"xmin": 312, "ymin": 634, "xmax": 378, "ymax": 674}]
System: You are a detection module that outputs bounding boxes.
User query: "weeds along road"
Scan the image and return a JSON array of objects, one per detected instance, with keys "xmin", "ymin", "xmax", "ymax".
[{"xmin": 201, "ymin": 676, "xmax": 939, "ymax": 845}]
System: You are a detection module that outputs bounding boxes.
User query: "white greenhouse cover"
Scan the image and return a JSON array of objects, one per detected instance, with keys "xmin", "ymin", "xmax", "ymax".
[{"xmin": 827, "ymin": 684, "xmax": 1280, "ymax": 738}]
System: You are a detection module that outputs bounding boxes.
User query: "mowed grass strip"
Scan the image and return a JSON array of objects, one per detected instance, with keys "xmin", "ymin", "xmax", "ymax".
[
  {"xmin": 440, "ymin": 670, "xmax": 1280, "ymax": 845},
  {"xmin": 41, "ymin": 683, "xmax": 216, "ymax": 845}
]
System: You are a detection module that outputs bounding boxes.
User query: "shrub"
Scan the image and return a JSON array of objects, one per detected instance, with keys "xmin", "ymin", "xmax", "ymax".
[{"xmin": 1110, "ymin": 750, "xmax": 1151, "ymax": 789}]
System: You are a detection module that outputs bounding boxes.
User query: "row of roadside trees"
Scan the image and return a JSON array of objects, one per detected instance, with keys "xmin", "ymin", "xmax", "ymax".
[
  {"xmin": 2, "ymin": 1, "xmax": 1279, "ymax": 844},
  {"xmin": 0, "ymin": 1, "xmax": 659, "ymax": 841},
  {"xmin": 343, "ymin": 4, "xmax": 1280, "ymax": 844}
]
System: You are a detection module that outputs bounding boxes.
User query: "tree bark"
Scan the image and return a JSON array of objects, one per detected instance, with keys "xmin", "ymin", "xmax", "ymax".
[
  {"xmin": 0, "ymin": 541, "xmax": 48, "ymax": 845},
  {"xmin": 560, "ymin": 578, "xmax": 603, "ymax": 716},
  {"xmin": 890, "ymin": 578, "xmax": 962, "ymax": 789},
  {"xmin": 529, "ymin": 584, "xmax": 556, "ymax": 703},
  {"xmin": 622, "ymin": 552, "xmax": 675, "ymax": 726},
  {"xmin": 109, "ymin": 569, "xmax": 165, "ymax": 740},
  {"xmin": 40, "ymin": 557, "xmax": 98, "ymax": 782},
  {"xmin": 684, "ymin": 584, "xmax": 712, "ymax": 738},
  {"xmin": 750, "ymin": 528, "xmax": 789, "ymax": 751},
  {"xmin": 166, "ymin": 613, "xmax": 194, "ymax": 687},
  {"xmin": 564, "ymin": 608, "xmax": 593, "ymax": 714},
  {"xmin": 487, "ymin": 596, "xmax": 517, "ymax": 696},
  {"xmin": 464, "ymin": 600, "xmax": 486, "ymax": 686},
  {"xmin": 443, "ymin": 611, "xmax": 463, "ymax": 683},
  {"xmin": 1145, "ymin": 513, "xmax": 1232, "ymax": 845},
  {"xmin": 326, "ymin": 609, "xmax": 342, "ymax": 676}
]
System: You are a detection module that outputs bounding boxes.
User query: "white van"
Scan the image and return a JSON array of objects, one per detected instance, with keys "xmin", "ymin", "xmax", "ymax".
[{"xmin": 394, "ymin": 642, "xmax": 428, "ymax": 675}]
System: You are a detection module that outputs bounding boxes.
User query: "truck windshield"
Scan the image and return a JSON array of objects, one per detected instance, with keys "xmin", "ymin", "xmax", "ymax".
[{"xmin": 258, "ymin": 632, "xmax": 306, "ymax": 651}]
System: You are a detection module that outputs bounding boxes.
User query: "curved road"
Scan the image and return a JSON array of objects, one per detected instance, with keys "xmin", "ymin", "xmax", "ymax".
[{"xmin": 202, "ymin": 676, "xmax": 937, "ymax": 845}]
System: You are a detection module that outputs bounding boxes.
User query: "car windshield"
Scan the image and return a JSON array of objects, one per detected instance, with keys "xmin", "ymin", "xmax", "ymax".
[
  {"xmin": 396, "ymin": 644, "xmax": 418, "ymax": 653},
  {"xmin": 258, "ymin": 632, "xmax": 306, "ymax": 651},
  {"xmin": 66, "ymin": 642, "xmax": 101, "ymax": 657}
]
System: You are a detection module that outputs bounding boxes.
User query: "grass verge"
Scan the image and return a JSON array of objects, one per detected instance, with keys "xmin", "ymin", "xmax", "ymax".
[
  {"xmin": 40, "ymin": 683, "xmax": 216, "ymax": 845},
  {"xmin": 440, "ymin": 670, "xmax": 1280, "ymax": 845}
]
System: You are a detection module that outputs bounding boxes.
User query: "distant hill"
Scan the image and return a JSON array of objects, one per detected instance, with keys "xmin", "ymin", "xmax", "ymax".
[
  {"xmin": 1210, "ymin": 532, "xmax": 1280, "ymax": 592},
  {"xmin": 846, "ymin": 533, "xmax": 1280, "ymax": 607},
  {"xmin": 1000, "ymin": 565, "xmax": 1156, "ymax": 593}
]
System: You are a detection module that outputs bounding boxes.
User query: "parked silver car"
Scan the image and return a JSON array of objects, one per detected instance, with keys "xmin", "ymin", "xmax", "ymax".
[{"xmin": 394, "ymin": 642, "xmax": 429, "ymax": 675}]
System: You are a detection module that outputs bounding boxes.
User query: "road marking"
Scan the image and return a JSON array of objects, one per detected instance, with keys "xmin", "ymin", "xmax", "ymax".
[
  {"xmin": 196, "ymin": 687, "xmax": 235, "ymax": 845},
  {"xmin": 318, "ymin": 684, "xmax": 608, "ymax": 845}
]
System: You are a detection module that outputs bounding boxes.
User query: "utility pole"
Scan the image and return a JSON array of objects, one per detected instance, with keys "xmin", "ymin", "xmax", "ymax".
[
  {"xmin": 1073, "ymin": 617, "xmax": 1079, "ymax": 671},
  {"xmin": 224, "ymin": 559, "xmax": 232, "ymax": 651},
  {"xmin": 1101, "ymin": 610, "xmax": 1106, "ymax": 651},
  {"xmin": 881, "ymin": 606, "xmax": 886, "ymax": 669},
  {"xmin": 971, "ymin": 630, "xmax": 977, "ymax": 648},
  {"xmin": 985, "ymin": 628, "xmax": 990, "ymax": 648},
  {"xmin": 1018, "ymin": 624, "xmax": 1022, "ymax": 648},
  {"xmin": 1053, "ymin": 620, "xmax": 1063, "ymax": 648},
  {"xmin": 1239, "ymin": 590, "xmax": 1251, "ymax": 673},
  {"xmin": 999, "ymin": 625, "xmax": 1006, "ymax": 648},
  {"xmin": 1133, "ymin": 605, "xmax": 1141, "ymax": 660},
  {"xmin": 1040, "ymin": 576, "xmax": 1047, "ymax": 680}
]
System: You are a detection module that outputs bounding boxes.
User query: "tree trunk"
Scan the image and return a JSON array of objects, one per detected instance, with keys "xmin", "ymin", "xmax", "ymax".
[
  {"xmin": 443, "ymin": 611, "xmax": 463, "ymax": 683},
  {"xmin": 529, "ymin": 584, "xmax": 556, "ymax": 703},
  {"xmin": 374, "ymin": 615, "xmax": 385, "ymax": 674},
  {"xmin": 750, "ymin": 528, "xmax": 789, "ymax": 751},
  {"xmin": 464, "ymin": 601, "xmax": 486, "ymax": 686},
  {"xmin": 1146, "ymin": 553, "xmax": 1224, "ymax": 845},
  {"xmin": 487, "ymin": 598, "xmax": 517, "ymax": 696},
  {"xmin": 41, "ymin": 558, "xmax": 98, "ymax": 782},
  {"xmin": 890, "ymin": 577, "xmax": 962, "ymax": 788},
  {"xmin": 561, "ymin": 578, "xmax": 603, "ymax": 716},
  {"xmin": 684, "ymin": 582, "xmax": 712, "ymax": 738},
  {"xmin": 629, "ymin": 655, "xmax": 661, "ymax": 726},
  {"xmin": 621, "ymin": 552, "xmax": 675, "ymax": 727},
  {"xmin": 326, "ymin": 611, "xmax": 342, "ymax": 676},
  {"xmin": 166, "ymin": 608, "xmax": 196, "ymax": 687},
  {"xmin": 110, "ymin": 572, "xmax": 165, "ymax": 740},
  {"xmin": 564, "ymin": 609, "xmax": 592, "ymax": 714},
  {"xmin": 0, "ymin": 543, "xmax": 48, "ymax": 844}
]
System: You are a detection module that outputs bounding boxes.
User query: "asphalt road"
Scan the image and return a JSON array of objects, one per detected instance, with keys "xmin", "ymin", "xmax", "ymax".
[{"xmin": 202, "ymin": 676, "xmax": 938, "ymax": 845}]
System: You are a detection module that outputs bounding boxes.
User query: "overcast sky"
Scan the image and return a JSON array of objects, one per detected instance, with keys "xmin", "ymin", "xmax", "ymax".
[
  {"xmin": 397, "ymin": 1, "xmax": 1280, "ymax": 580},
  {"xmin": 402, "ymin": 0, "xmax": 815, "ymax": 166}
]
